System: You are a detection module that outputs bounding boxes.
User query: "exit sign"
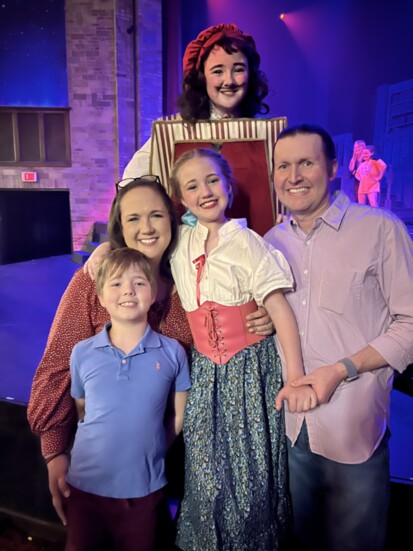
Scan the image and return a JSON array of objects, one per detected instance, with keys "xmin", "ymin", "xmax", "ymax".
[{"xmin": 22, "ymin": 171, "xmax": 38, "ymax": 183}]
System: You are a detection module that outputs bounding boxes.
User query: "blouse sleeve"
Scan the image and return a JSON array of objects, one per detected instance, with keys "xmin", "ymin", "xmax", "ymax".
[
  {"xmin": 27, "ymin": 269, "xmax": 108, "ymax": 457},
  {"xmin": 122, "ymin": 136, "xmax": 152, "ymax": 179},
  {"xmin": 247, "ymin": 231, "xmax": 295, "ymax": 306}
]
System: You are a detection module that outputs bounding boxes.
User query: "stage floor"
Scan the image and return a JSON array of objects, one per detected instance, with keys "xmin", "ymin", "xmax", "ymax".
[
  {"xmin": 0, "ymin": 253, "xmax": 412, "ymax": 485},
  {"xmin": 0, "ymin": 255, "xmax": 79, "ymax": 405}
]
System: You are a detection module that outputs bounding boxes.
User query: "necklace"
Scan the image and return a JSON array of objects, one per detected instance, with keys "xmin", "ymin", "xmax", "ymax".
[{"xmin": 209, "ymin": 102, "xmax": 233, "ymax": 120}]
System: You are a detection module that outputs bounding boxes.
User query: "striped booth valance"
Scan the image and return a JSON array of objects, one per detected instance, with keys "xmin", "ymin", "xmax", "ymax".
[{"xmin": 150, "ymin": 117, "xmax": 287, "ymax": 236}]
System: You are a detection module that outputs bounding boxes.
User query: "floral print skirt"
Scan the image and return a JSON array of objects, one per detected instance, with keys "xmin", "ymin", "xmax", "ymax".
[{"xmin": 175, "ymin": 336, "xmax": 291, "ymax": 551}]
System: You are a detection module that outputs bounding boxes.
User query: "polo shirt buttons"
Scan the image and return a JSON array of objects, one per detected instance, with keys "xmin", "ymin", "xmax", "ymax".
[{"xmin": 118, "ymin": 358, "xmax": 129, "ymax": 381}]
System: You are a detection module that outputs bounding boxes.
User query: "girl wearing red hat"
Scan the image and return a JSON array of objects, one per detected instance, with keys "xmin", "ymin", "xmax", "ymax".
[{"xmin": 123, "ymin": 23, "xmax": 270, "ymax": 178}]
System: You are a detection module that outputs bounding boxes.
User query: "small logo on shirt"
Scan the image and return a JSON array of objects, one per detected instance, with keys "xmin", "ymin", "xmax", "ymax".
[{"xmin": 155, "ymin": 361, "xmax": 161, "ymax": 371}]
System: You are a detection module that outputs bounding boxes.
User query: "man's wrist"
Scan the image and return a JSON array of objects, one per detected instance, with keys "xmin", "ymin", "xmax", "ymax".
[{"xmin": 337, "ymin": 357, "xmax": 359, "ymax": 382}]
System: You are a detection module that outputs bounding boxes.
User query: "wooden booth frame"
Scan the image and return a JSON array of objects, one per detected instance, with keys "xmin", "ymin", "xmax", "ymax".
[{"xmin": 150, "ymin": 117, "xmax": 287, "ymax": 236}]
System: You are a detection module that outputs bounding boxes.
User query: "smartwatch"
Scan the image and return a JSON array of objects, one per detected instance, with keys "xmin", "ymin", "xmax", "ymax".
[{"xmin": 338, "ymin": 357, "xmax": 359, "ymax": 382}]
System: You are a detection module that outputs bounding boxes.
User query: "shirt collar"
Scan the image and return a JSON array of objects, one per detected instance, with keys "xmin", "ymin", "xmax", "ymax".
[
  {"xmin": 93, "ymin": 322, "xmax": 162, "ymax": 351},
  {"xmin": 193, "ymin": 218, "xmax": 247, "ymax": 238},
  {"xmin": 322, "ymin": 191, "xmax": 351, "ymax": 230},
  {"xmin": 288, "ymin": 192, "xmax": 351, "ymax": 233}
]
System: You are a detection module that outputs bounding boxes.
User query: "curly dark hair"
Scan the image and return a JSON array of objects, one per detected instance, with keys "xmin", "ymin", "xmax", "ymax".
[
  {"xmin": 177, "ymin": 36, "xmax": 269, "ymax": 123},
  {"xmin": 107, "ymin": 177, "xmax": 178, "ymax": 282}
]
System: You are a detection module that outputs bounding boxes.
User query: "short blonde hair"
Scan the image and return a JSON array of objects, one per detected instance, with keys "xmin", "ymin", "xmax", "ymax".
[{"xmin": 95, "ymin": 247, "xmax": 157, "ymax": 297}]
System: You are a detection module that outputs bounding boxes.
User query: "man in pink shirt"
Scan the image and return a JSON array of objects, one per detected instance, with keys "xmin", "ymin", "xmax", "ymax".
[{"xmin": 266, "ymin": 123, "xmax": 413, "ymax": 551}]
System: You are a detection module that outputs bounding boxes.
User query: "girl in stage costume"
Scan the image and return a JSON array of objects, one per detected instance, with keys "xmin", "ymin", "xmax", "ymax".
[
  {"xmin": 348, "ymin": 139, "xmax": 366, "ymax": 202},
  {"xmin": 169, "ymin": 148, "xmax": 317, "ymax": 551},
  {"xmin": 123, "ymin": 23, "xmax": 269, "ymax": 178},
  {"xmin": 355, "ymin": 145, "xmax": 387, "ymax": 207}
]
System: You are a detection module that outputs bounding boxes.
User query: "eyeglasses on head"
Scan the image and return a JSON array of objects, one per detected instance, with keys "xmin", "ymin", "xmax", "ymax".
[{"xmin": 115, "ymin": 175, "xmax": 161, "ymax": 194}]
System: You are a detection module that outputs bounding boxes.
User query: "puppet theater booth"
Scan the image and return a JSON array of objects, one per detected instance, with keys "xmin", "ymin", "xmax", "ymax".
[{"xmin": 150, "ymin": 117, "xmax": 288, "ymax": 235}]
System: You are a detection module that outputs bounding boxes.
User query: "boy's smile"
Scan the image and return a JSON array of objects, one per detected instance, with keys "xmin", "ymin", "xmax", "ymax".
[{"xmin": 98, "ymin": 264, "xmax": 155, "ymax": 324}]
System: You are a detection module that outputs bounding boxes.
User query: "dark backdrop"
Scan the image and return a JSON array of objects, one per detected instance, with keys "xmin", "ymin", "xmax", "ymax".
[{"xmin": 176, "ymin": 0, "xmax": 413, "ymax": 143}]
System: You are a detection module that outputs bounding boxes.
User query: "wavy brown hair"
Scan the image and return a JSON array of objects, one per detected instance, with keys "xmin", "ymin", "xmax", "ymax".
[
  {"xmin": 177, "ymin": 36, "xmax": 269, "ymax": 123},
  {"xmin": 107, "ymin": 177, "xmax": 178, "ymax": 281}
]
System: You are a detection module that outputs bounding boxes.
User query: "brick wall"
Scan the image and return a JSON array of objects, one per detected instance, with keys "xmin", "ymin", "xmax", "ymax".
[
  {"xmin": 0, "ymin": 0, "xmax": 163, "ymax": 251},
  {"xmin": 65, "ymin": 0, "xmax": 119, "ymax": 248},
  {"xmin": 136, "ymin": 0, "xmax": 163, "ymax": 148}
]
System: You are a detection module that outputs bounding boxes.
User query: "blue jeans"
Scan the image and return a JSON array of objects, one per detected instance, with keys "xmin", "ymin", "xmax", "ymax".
[{"xmin": 287, "ymin": 421, "xmax": 390, "ymax": 551}]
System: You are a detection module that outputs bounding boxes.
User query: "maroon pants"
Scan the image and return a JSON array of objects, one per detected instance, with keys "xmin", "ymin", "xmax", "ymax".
[{"xmin": 64, "ymin": 485, "xmax": 175, "ymax": 551}]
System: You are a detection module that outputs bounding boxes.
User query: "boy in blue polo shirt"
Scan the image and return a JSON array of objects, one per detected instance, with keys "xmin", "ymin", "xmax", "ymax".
[{"xmin": 64, "ymin": 248, "xmax": 191, "ymax": 551}]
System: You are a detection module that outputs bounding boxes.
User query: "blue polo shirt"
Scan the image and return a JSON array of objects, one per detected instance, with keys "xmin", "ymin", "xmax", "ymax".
[{"xmin": 67, "ymin": 323, "xmax": 191, "ymax": 498}]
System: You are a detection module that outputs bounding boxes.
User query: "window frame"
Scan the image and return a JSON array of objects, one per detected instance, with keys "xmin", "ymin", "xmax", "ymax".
[{"xmin": 0, "ymin": 106, "xmax": 71, "ymax": 167}]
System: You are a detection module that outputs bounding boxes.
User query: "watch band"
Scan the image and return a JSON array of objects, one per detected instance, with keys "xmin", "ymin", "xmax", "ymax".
[{"xmin": 338, "ymin": 357, "xmax": 359, "ymax": 382}]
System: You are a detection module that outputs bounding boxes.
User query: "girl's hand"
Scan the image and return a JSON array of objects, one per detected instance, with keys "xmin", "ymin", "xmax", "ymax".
[
  {"xmin": 275, "ymin": 382, "xmax": 318, "ymax": 412},
  {"xmin": 83, "ymin": 241, "xmax": 111, "ymax": 279},
  {"xmin": 290, "ymin": 363, "xmax": 346, "ymax": 405},
  {"xmin": 246, "ymin": 306, "xmax": 274, "ymax": 336}
]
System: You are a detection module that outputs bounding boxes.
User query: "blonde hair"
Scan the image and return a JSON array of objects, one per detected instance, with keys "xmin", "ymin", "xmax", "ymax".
[
  {"xmin": 169, "ymin": 148, "xmax": 234, "ymax": 200},
  {"xmin": 95, "ymin": 247, "xmax": 157, "ymax": 297}
]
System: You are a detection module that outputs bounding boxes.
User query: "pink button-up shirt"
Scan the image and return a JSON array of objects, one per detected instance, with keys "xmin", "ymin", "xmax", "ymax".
[{"xmin": 265, "ymin": 193, "xmax": 413, "ymax": 463}]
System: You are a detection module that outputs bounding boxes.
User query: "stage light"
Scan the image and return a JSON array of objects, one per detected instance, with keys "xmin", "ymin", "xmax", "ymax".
[{"xmin": 279, "ymin": 13, "xmax": 286, "ymax": 21}]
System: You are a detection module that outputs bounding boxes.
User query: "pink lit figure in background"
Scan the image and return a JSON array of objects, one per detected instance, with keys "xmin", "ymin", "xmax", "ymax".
[
  {"xmin": 355, "ymin": 145, "xmax": 387, "ymax": 207},
  {"xmin": 348, "ymin": 139, "xmax": 366, "ymax": 202}
]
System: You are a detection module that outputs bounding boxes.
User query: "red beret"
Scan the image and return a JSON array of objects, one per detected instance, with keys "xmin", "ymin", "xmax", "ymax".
[{"xmin": 182, "ymin": 23, "xmax": 257, "ymax": 77}]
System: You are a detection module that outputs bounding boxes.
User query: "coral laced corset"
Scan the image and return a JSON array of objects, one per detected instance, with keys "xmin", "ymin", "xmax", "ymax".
[{"xmin": 186, "ymin": 300, "xmax": 265, "ymax": 364}]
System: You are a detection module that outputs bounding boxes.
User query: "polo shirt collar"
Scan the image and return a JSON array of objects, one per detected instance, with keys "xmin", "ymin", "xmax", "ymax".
[{"xmin": 93, "ymin": 322, "xmax": 162, "ymax": 351}]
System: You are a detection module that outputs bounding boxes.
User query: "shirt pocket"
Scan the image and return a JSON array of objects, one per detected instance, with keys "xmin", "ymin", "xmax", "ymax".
[{"xmin": 319, "ymin": 270, "xmax": 363, "ymax": 314}]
